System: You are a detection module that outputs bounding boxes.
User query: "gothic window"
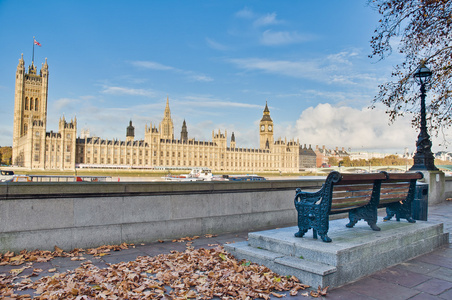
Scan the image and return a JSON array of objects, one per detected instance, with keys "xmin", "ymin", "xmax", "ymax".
[
  {"xmin": 25, "ymin": 98, "xmax": 29, "ymax": 110},
  {"xmin": 23, "ymin": 124, "xmax": 28, "ymax": 135},
  {"xmin": 35, "ymin": 98, "xmax": 39, "ymax": 111},
  {"xmin": 30, "ymin": 98, "xmax": 34, "ymax": 110}
]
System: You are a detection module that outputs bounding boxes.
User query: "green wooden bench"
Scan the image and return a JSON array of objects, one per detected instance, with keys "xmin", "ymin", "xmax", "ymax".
[{"xmin": 294, "ymin": 171, "xmax": 423, "ymax": 242}]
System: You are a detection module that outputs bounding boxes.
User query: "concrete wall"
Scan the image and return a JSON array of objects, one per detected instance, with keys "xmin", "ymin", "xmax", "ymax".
[
  {"xmin": 0, "ymin": 179, "xmax": 323, "ymax": 253},
  {"xmin": 445, "ymin": 175, "xmax": 452, "ymax": 199}
]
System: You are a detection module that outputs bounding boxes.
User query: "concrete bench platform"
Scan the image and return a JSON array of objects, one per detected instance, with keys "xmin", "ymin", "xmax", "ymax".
[{"xmin": 224, "ymin": 217, "xmax": 449, "ymax": 288}]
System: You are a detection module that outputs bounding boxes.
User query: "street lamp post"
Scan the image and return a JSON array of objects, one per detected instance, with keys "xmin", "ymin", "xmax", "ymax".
[{"xmin": 409, "ymin": 62, "xmax": 438, "ymax": 171}]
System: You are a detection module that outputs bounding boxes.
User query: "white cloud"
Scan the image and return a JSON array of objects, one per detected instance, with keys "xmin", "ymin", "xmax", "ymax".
[
  {"xmin": 290, "ymin": 103, "xmax": 417, "ymax": 152},
  {"xmin": 253, "ymin": 13, "xmax": 281, "ymax": 27},
  {"xmin": 101, "ymin": 86, "xmax": 156, "ymax": 97},
  {"xmin": 130, "ymin": 60, "xmax": 213, "ymax": 82},
  {"xmin": 260, "ymin": 30, "xmax": 312, "ymax": 46},
  {"xmin": 206, "ymin": 38, "xmax": 230, "ymax": 51},
  {"xmin": 182, "ymin": 95, "xmax": 262, "ymax": 109},
  {"xmin": 228, "ymin": 52, "xmax": 382, "ymax": 88},
  {"xmin": 130, "ymin": 61, "xmax": 174, "ymax": 71},
  {"xmin": 53, "ymin": 97, "xmax": 76, "ymax": 111},
  {"xmin": 235, "ymin": 7, "xmax": 255, "ymax": 19},
  {"xmin": 189, "ymin": 74, "xmax": 214, "ymax": 82}
]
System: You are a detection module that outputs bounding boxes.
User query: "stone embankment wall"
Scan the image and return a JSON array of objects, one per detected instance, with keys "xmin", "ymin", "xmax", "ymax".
[
  {"xmin": 1, "ymin": 175, "xmax": 451, "ymax": 253},
  {"xmin": 0, "ymin": 179, "xmax": 323, "ymax": 252},
  {"xmin": 445, "ymin": 176, "xmax": 452, "ymax": 199}
]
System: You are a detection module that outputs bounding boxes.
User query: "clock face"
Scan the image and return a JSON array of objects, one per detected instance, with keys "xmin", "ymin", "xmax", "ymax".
[
  {"xmin": 268, "ymin": 125, "xmax": 272, "ymax": 131},
  {"xmin": 261, "ymin": 125, "xmax": 265, "ymax": 131}
]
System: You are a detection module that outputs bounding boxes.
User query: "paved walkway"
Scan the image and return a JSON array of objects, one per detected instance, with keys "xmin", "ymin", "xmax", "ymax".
[
  {"xmin": 1, "ymin": 201, "xmax": 451, "ymax": 299},
  {"xmin": 325, "ymin": 201, "xmax": 452, "ymax": 300}
]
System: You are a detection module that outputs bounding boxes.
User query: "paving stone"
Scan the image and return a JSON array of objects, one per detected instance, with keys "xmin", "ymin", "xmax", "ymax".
[
  {"xmin": 398, "ymin": 260, "xmax": 441, "ymax": 275},
  {"xmin": 414, "ymin": 278, "xmax": 452, "ymax": 296},
  {"xmin": 101, "ymin": 252, "xmax": 144, "ymax": 264},
  {"xmin": 342, "ymin": 277, "xmax": 420, "ymax": 300},
  {"xmin": 432, "ymin": 246, "xmax": 452, "ymax": 258},
  {"xmin": 322, "ymin": 288, "xmax": 376, "ymax": 299},
  {"xmin": 409, "ymin": 292, "xmax": 445, "ymax": 300},
  {"xmin": 439, "ymin": 287, "xmax": 452, "ymax": 299},
  {"xmin": 427, "ymin": 266, "xmax": 452, "ymax": 282},
  {"xmin": 370, "ymin": 265, "xmax": 431, "ymax": 288},
  {"xmin": 415, "ymin": 253, "xmax": 452, "ymax": 268}
]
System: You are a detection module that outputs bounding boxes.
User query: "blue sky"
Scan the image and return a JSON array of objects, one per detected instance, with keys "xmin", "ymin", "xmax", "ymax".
[{"xmin": 0, "ymin": 0, "xmax": 442, "ymax": 153}]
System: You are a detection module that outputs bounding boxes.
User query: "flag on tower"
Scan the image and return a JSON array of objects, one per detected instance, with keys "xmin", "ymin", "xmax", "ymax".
[{"xmin": 34, "ymin": 39, "xmax": 41, "ymax": 47}]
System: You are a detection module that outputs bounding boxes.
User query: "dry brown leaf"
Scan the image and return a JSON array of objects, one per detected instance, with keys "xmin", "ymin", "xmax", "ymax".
[
  {"xmin": 9, "ymin": 268, "xmax": 24, "ymax": 275},
  {"xmin": 54, "ymin": 245, "xmax": 64, "ymax": 254},
  {"xmin": 317, "ymin": 285, "xmax": 329, "ymax": 296},
  {"xmin": 310, "ymin": 290, "xmax": 320, "ymax": 297}
]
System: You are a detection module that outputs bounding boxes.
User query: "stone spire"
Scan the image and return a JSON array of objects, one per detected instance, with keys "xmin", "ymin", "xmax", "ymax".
[
  {"xmin": 126, "ymin": 120, "xmax": 135, "ymax": 142},
  {"xmin": 181, "ymin": 119, "xmax": 188, "ymax": 142},
  {"xmin": 159, "ymin": 96, "xmax": 174, "ymax": 140}
]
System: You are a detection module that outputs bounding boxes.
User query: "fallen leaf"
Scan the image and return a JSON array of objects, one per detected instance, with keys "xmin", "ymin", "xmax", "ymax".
[{"xmin": 10, "ymin": 268, "xmax": 24, "ymax": 275}]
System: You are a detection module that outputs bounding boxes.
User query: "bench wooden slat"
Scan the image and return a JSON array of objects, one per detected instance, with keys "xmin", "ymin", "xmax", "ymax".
[
  {"xmin": 386, "ymin": 173, "xmax": 423, "ymax": 180},
  {"xmin": 381, "ymin": 183, "xmax": 410, "ymax": 189},
  {"xmin": 340, "ymin": 173, "xmax": 387, "ymax": 181},
  {"xmin": 380, "ymin": 197, "xmax": 405, "ymax": 203},
  {"xmin": 332, "ymin": 203, "xmax": 367, "ymax": 211},
  {"xmin": 332, "ymin": 195, "xmax": 372, "ymax": 203},
  {"xmin": 380, "ymin": 187, "xmax": 410, "ymax": 194},
  {"xmin": 333, "ymin": 189, "xmax": 372, "ymax": 198},
  {"xmin": 333, "ymin": 184, "xmax": 375, "ymax": 192},
  {"xmin": 336, "ymin": 180, "xmax": 382, "ymax": 185}
]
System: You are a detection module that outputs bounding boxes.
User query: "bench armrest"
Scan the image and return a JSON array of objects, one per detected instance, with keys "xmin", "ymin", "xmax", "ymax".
[{"xmin": 294, "ymin": 186, "xmax": 325, "ymax": 206}]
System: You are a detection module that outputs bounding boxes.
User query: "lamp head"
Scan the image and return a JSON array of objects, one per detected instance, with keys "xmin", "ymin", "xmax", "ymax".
[{"xmin": 413, "ymin": 61, "xmax": 432, "ymax": 85}]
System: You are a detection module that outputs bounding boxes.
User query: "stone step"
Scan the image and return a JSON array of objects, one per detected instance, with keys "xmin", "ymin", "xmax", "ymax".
[
  {"xmin": 224, "ymin": 241, "xmax": 337, "ymax": 288},
  {"xmin": 224, "ymin": 217, "xmax": 449, "ymax": 288},
  {"xmin": 248, "ymin": 217, "xmax": 447, "ymax": 266}
]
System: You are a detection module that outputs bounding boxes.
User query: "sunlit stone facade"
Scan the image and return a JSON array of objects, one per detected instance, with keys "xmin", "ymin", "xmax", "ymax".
[{"xmin": 13, "ymin": 57, "xmax": 306, "ymax": 172}]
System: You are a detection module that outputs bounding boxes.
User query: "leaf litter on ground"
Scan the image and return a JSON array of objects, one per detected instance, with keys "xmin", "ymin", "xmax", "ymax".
[{"xmin": 1, "ymin": 235, "xmax": 326, "ymax": 299}]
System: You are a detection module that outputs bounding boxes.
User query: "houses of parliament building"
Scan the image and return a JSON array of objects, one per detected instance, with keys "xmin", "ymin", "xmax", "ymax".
[{"xmin": 13, "ymin": 55, "xmax": 316, "ymax": 172}]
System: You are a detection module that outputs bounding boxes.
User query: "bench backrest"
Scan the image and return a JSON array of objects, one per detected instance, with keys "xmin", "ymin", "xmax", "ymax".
[
  {"xmin": 379, "ymin": 173, "xmax": 423, "ymax": 207},
  {"xmin": 330, "ymin": 173, "xmax": 386, "ymax": 214},
  {"xmin": 328, "ymin": 172, "xmax": 423, "ymax": 214}
]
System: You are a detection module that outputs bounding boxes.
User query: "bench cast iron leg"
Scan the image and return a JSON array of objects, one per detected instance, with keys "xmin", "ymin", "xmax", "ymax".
[
  {"xmin": 294, "ymin": 228, "xmax": 309, "ymax": 238},
  {"xmin": 347, "ymin": 207, "xmax": 380, "ymax": 231},
  {"xmin": 384, "ymin": 205, "xmax": 416, "ymax": 223}
]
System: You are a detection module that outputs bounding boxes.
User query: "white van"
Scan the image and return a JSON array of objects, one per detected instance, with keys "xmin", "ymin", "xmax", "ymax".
[{"xmin": 0, "ymin": 170, "xmax": 15, "ymax": 182}]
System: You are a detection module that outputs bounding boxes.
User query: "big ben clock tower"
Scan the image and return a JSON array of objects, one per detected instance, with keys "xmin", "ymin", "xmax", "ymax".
[{"xmin": 259, "ymin": 101, "xmax": 274, "ymax": 149}]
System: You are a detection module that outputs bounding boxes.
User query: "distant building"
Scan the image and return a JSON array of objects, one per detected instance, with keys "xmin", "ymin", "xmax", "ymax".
[
  {"xmin": 12, "ymin": 56, "xmax": 306, "ymax": 172},
  {"xmin": 299, "ymin": 144, "xmax": 316, "ymax": 169},
  {"xmin": 314, "ymin": 145, "xmax": 349, "ymax": 167},
  {"xmin": 435, "ymin": 151, "xmax": 452, "ymax": 162}
]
